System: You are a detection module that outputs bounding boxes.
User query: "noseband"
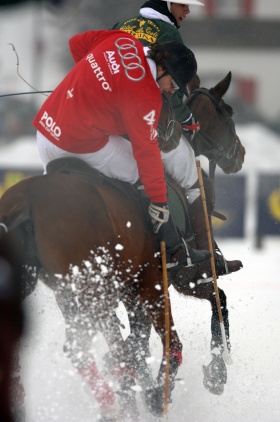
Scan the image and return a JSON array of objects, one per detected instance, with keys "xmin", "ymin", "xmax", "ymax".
[{"xmin": 186, "ymin": 88, "xmax": 240, "ymax": 171}]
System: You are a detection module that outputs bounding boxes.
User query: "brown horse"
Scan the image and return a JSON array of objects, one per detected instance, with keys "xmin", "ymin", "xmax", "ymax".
[{"xmin": 0, "ymin": 72, "xmax": 245, "ymax": 419}]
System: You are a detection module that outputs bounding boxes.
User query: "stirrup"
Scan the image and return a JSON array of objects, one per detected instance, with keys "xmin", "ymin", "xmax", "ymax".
[
  {"xmin": 183, "ymin": 238, "xmax": 211, "ymax": 265},
  {"xmin": 166, "ymin": 246, "xmax": 192, "ymax": 270},
  {"xmin": 166, "ymin": 239, "xmax": 211, "ymax": 270}
]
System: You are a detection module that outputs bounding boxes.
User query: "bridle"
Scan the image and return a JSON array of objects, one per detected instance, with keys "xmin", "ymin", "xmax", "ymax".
[
  {"xmin": 186, "ymin": 87, "xmax": 241, "ymax": 178},
  {"xmin": 157, "ymin": 92, "xmax": 176, "ymax": 143}
]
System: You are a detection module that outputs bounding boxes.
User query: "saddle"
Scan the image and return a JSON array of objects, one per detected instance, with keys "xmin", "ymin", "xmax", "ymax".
[
  {"xmin": 46, "ymin": 157, "xmax": 137, "ymax": 197},
  {"xmin": 46, "ymin": 157, "xmax": 193, "ymax": 239}
]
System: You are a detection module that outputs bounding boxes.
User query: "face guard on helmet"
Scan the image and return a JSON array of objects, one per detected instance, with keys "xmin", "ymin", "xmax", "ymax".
[{"xmin": 156, "ymin": 41, "xmax": 197, "ymax": 96}]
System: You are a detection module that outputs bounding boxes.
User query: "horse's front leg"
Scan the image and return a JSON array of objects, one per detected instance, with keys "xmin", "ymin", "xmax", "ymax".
[
  {"xmin": 171, "ymin": 272, "xmax": 229, "ymax": 396},
  {"xmin": 140, "ymin": 274, "xmax": 183, "ymax": 417},
  {"xmin": 120, "ymin": 288, "xmax": 154, "ymax": 390},
  {"xmin": 210, "ymin": 287, "xmax": 230, "ymax": 352},
  {"xmin": 182, "ymin": 280, "xmax": 229, "ymax": 395},
  {"xmin": 97, "ymin": 308, "xmax": 142, "ymax": 422},
  {"xmin": 202, "ymin": 286, "xmax": 229, "ymax": 395}
]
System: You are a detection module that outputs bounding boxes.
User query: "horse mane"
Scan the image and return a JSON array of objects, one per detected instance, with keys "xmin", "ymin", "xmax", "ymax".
[{"xmin": 187, "ymin": 74, "xmax": 201, "ymax": 94}]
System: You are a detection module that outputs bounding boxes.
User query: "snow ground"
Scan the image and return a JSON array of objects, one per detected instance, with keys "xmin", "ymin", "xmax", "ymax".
[{"xmin": 19, "ymin": 238, "xmax": 280, "ymax": 422}]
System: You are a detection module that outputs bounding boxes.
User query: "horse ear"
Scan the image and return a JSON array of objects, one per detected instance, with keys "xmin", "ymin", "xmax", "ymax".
[
  {"xmin": 209, "ymin": 71, "xmax": 232, "ymax": 101},
  {"xmin": 187, "ymin": 74, "xmax": 200, "ymax": 94}
]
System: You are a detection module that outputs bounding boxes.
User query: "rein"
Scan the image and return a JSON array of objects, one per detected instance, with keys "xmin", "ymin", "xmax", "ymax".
[
  {"xmin": 186, "ymin": 87, "xmax": 240, "ymax": 179},
  {"xmin": 157, "ymin": 92, "xmax": 176, "ymax": 143}
]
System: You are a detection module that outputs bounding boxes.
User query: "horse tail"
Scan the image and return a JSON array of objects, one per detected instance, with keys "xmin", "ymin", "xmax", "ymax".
[
  {"xmin": 0, "ymin": 178, "xmax": 42, "ymax": 300},
  {"xmin": 0, "ymin": 179, "xmax": 32, "ymax": 239},
  {"xmin": 0, "ymin": 222, "xmax": 8, "ymax": 238}
]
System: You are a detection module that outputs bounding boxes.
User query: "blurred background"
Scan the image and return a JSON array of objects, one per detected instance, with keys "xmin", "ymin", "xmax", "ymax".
[
  {"xmin": 0, "ymin": 3, "xmax": 279, "ymax": 421},
  {"xmin": 1, "ymin": 0, "xmax": 280, "ymax": 130},
  {"xmin": 0, "ymin": 0, "xmax": 280, "ymax": 246}
]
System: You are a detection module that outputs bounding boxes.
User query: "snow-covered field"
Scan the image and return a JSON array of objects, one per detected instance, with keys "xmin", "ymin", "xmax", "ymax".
[{"xmin": 19, "ymin": 238, "xmax": 280, "ymax": 422}]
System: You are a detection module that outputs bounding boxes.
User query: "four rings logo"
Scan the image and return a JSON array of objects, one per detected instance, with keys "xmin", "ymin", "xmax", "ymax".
[{"xmin": 114, "ymin": 37, "xmax": 146, "ymax": 82}]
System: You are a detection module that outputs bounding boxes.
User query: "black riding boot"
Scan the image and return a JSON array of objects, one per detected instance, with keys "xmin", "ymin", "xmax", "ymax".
[{"xmin": 157, "ymin": 215, "xmax": 211, "ymax": 270}]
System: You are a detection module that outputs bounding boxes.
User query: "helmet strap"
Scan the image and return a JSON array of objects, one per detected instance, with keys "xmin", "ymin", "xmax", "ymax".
[{"xmin": 156, "ymin": 70, "xmax": 169, "ymax": 82}]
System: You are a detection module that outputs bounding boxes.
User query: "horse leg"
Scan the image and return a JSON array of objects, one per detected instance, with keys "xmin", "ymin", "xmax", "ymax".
[
  {"xmin": 209, "ymin": 287, "xmax": 230, "ymax": 352},
  {"xmin": 55, "ymin": 274, "xmax": 143, "ymax": 421},
  {"xmin": 121, "ymin": 288, "xmax": 154, "ymax": 388},
  {"xmin": 92, "ymin": 285, "xmax": 155, "ymax": 421},
  {"xmin": 174, "ymin": 278, "xmax": 229, "ymax": 395},
  {"xmin": 202, "ymin": 286, "xmax": 229, "ymax": 395},
  {"xmin": 9, "ymin": 341, "xmax": 26, "ymax": 422},
  {"xmin": 95, "ymin": 281, "xmax": 159, "ymax": 421},
  {"xmin": 8, "ymin": 280, "xmax": 38, "ymax": 422},
  {"xmin": 1, "ymin": 229, "xmax": 39, "ymax": 422},
  {"xmin": 139, "ymin": 271, "xmax": 183, "ymax": 417},
  {"xmin": 97, "ymin": 310, "xmax": 141, "ymax": 422},
  {"xmin": 101, "ymin": 287, "xmax": 152, "ymax": 376},
  {"xmin": 54, "ymin": 288, "xmax": 116, "ymax": 413}
]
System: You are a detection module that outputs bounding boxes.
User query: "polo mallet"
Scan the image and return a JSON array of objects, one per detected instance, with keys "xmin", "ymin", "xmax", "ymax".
[
  {"xmin": 196, "ymin": 161, "xmax": 233, "ymax": 365},
  {"xmin": 160, "ymin": 240, "xmax": 170, "ymax": 418}
]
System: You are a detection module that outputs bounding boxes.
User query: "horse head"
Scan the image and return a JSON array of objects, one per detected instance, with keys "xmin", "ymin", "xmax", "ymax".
[{"xmin": 187, "ymin": 72, "xmax": 246, "ymax": 174}]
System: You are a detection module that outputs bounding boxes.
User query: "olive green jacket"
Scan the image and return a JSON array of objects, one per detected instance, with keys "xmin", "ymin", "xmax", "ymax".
[{"xmin": 114, "ymin": 15, "xmax": 192, "ymax": 123}]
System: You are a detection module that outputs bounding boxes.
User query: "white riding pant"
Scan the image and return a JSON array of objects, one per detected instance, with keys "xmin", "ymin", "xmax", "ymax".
[
  {"xmin": 36, "ymin": 131, "xmax": 200, "ymax": 203},
  {"xmin": 36, "ymin": 131, "xmax": 139, "ymax": 184},
  {"xmin": 161, "ymin": 135, "xmax": 200, "ymax": 204}
]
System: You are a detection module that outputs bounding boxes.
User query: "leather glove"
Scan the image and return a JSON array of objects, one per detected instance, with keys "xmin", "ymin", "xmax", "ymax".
[
  {"xmin": 181, "ymin": 115, "xmax": 200, "ymax": 141},
  {"xmin": 148, "ymin": 202, "xmax": 170, "ymax": 234}
]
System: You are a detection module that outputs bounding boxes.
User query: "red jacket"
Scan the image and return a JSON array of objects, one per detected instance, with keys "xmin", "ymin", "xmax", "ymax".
[{"xmin": 33, "ymin": 30, "xmax": 167, "ymax": 203}]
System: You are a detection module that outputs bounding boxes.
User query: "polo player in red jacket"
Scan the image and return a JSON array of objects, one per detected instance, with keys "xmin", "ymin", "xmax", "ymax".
[{"xmin": 33, "ymin": 29, "xmax": 210, "ymax": 269}]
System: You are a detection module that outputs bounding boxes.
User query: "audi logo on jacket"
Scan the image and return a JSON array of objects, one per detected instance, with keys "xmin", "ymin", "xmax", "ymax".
[{"xmin": 33, "ymin": 29, "xmax": 167, "ymax": 203}]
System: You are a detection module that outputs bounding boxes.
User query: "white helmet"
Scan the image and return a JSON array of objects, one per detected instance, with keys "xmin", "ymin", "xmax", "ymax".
[{"xmin": 162, "ymin": 0, "xmax": 204, "ymax": 7}]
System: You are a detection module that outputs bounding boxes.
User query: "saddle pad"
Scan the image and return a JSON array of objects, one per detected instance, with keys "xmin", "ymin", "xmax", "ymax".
[
  {"xmin": 46, "ymin": 157, "xmax": 151, "ymax": 230},
  {"xmin": 167, "ymin": 178, "xmax": 193, "ymax": 239}
]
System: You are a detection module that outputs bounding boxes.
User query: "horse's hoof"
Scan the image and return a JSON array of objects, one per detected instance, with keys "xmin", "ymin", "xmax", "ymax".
[
  {"xmin": 203, "ymin": 373, "xmax": 224, "ymax": 395},
  {"xmin": 145, "ymin": 385, "xmax": 166, "ymax": 416},
  {"xmin": 117, "ymin": 375, "xmax": 140, "ymax": 421},
  {"xmin": 98, "ymin": 403, "xmax": 119, "ymax": 422},
  {"xmin": 202, "ymin": 355, "xmax": 227, "ymax": 396}
]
